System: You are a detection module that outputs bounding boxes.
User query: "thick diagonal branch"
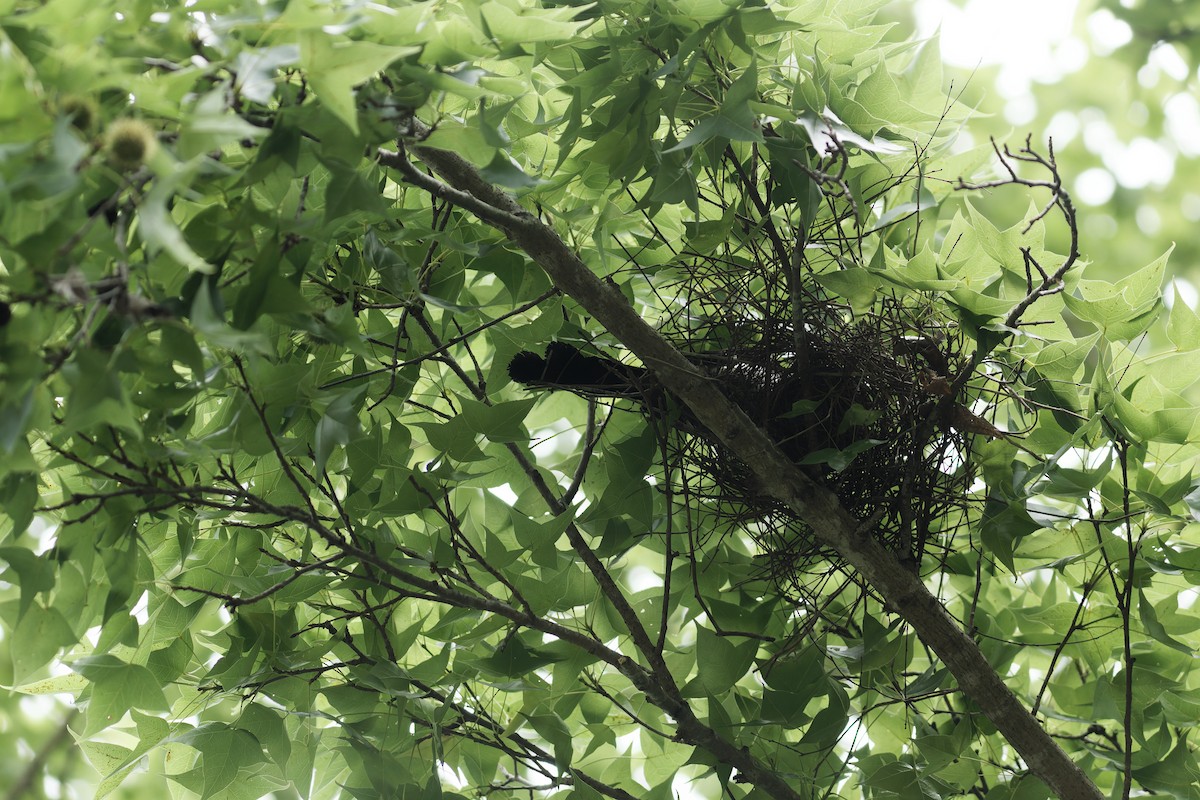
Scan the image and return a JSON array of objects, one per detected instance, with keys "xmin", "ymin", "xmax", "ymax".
[{"xmin": 378, "ymin": 136, "xmax": 1102, "ymax": 800}]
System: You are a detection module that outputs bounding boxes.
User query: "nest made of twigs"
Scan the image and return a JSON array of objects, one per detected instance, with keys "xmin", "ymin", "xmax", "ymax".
[
  {"xmin": 651, "ymin": 304, "xmax": 973, "ymax": 573},
  {"xmin": 617, "ymin": 246, "xmax": 980, "ymax": 582}
]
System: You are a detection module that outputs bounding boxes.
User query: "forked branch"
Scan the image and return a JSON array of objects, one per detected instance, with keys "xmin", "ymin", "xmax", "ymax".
[{"xmin": 957, "ymin": 135, "xmax": 1082, "ymax": 331}]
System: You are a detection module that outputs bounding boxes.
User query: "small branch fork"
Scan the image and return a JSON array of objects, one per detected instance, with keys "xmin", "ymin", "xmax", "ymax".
[
  {"xmin": 381, "ymin": 118, "xmax": 1105, "ymax": 800},
  {"xmin": 956, "ymin": 136, "xmax": 1081, "ymax": 332},
  {"xmin": 793, "ymin": 130, "xmax": 859, "ymax": 223}
]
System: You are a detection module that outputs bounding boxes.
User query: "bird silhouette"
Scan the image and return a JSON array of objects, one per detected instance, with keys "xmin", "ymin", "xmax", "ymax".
[
  {"xmin": 507, "ymin": 342, "xmax": 646, "ymax": 399},
  {"xmin": 506, "ymin": 341, "xmax": 855, "ymax": 464}
]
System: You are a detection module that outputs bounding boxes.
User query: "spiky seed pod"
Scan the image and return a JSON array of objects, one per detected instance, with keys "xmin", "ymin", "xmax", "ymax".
[
  {"xmin": 104, "ymin": 118, "xmax": 157, "ymax": 171},
  {"xmin": 59, "ymin": 95, "xmax": 99, "ymax": 132}
]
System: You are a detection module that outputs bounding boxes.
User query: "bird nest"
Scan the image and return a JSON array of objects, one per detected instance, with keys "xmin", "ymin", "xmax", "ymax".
[
  {"xmin": 509, "ymin": 163, "xmax": 989, "ymax": 587},
  {"xmin": 650, "ymin": 294, "xmax": 976, "ymax": 579},
  {"xmin": 511, "ymin": 287, "xmax": 980, "ymax": 585}
]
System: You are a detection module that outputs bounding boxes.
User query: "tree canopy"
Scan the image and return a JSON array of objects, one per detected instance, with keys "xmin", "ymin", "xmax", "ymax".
[{"xmin": 1, "ymin": 1, "xmax": 1199, "ymax": 799}]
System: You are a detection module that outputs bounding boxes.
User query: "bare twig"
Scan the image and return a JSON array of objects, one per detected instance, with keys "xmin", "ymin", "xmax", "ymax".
[{"xmin": 956, "ymin": 136, "xmax": 1081, "ymax": 332}]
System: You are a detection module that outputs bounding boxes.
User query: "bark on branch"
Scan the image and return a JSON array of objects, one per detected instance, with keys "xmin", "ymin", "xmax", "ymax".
[{"xmin": 378, "ymin": 134, "xmax": 1103, "ymax": 800}]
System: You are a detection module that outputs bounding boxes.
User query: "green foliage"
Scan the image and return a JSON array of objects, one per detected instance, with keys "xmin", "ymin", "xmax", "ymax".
[{"xmin": 0, "ymin": 0, "xmax": 1198, "ymax": 798}]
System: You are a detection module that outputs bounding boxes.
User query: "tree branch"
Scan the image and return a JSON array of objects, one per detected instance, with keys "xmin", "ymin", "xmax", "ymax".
[{"xmin": 5, "ymin": 708, "xmax": 79, "ymax": 800}]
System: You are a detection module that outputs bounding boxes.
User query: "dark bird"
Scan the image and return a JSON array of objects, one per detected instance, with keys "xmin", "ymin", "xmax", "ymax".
[
  {"xmin": 507, "ymin": 342, "xmax": 646, "ymax": 399},
  {"xmin": 506, "ymin": 341, "xmax": 876, "ymax": 466}
]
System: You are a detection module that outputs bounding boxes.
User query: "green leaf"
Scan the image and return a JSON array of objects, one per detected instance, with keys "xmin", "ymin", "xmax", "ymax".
[
  {"xmin": 232, "ymin": 242, "xmax": 311, "ymax": 329},
  {"xmin": 1138, "ymin": 591, "xmax": 1194, "ymax": 655},
  {"xmin": 796, "ymin": 437, "xmax": 883, "ymax": 471},
  {"xmin": 81, "ymin": 742, "xmax": 138, "ymax": 800},
  {"xmin": 232, "ymin": 45, "xmax": 301, "ymax": 105},
  {"xmin": 172, "ymin": 723, "xmax": 266, "ymax": 798},
  {"xmin": 1027, "ymin": 335, "xmax": 1096, "ymax": 382},
  {"xmin": 693, "ymin": 626, "xmax": 758, "ymax": 695},
  {"xmin": 1132, "ymin": 732, "xmax": 1200, "ymax": 795},
  {"xmin": 1166, "ymin": 285, "xmax": 1200, "ymax": 350},
  {"xmin": 813, "ymin": 268, "xmax": 879, "ymax": 309},
  {"xmin": 323, "ymin": 159, "xmax": 392, "ymax": 223},
  {"xmin": 10, "ymin": 673, "xmax": 88, "ymax": 695},
  {"xmin": 138, "ymin": 167, "xmax": 214, "ymax": 274},
  {"xmin": 523, "ymin": 711, "xmax": 574, "ymax": 772},
  {"xmin": 299, "ymin": 33, "xmax": 419, "ymax": 134},
  {"xmin": 1063, "ymin": 248, "xmax": 1169, "ymax": 340},
  {"xmin": 480, "ymin": 152, "xmax": 541, "ymax": 188},
  {"xmin": 235, "ymin": 704, "xmax": 291, "ymax": 770},
  {"xmin": 479, "ymin": 3, "xmax": 585, "ymax": 45},
  {"xmin": 189, "ymin": 281, "xmax": 273, "ymax": 355},
  {"xmin": 0, "ymin": 388, "xmax": 36, "ymax": 455},
  {"xmin": 664, "ymin": 60, "xmax": 762, "ymax": 152},
  {"xmin": 419, "ymin": 121, "xmax": 497, "ymax": 165},
  {"xmin": 10, "ymin": 602, "xmax": 76, "ymax": 683},
  {"xmin": 479, "ymin": 636, "xmax": 562, "ymax": 678},
  {"xmin": 73, "ymin": 655, "xmax": 170, "ymax": 735},
  {"xmin": 459, "ymin": 398, "xmax": 535, "ymax": 443},
  {"xmin": 850, "ymin": 59, "xmax": 938, "ymax": 130},
  {"xmin": 964, "ymin": 200, "xmax": 1028, "ymax": 278},
  {"xmin": 799, "ymin": 686, "xmax": 849, "ymax": 750},
  {"xmin": 363, "ymin": 228, "xmax": 414, "ymax": 297},
  {"xmin": 0, "ymin": 546, "xmax": 55, "ymax": 616},
  {"xmin": 314, "ymin": 384, "xmax": 367, "ymax": 473},
  {"xmin": 178, "ymin": 89, "xmax": 268, "ymax": 160},
  {"xmin": 761, "ymin": 647, "xmax": 827, "ymax": 725}
]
